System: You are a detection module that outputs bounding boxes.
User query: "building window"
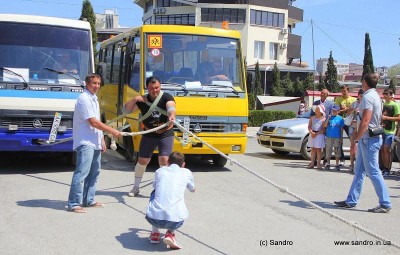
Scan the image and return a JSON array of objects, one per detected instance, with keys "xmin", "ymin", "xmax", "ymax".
[
  {"xmin": 250, "ymin": 9, "xmax": 285, "ymax": 28},
  {"xmin": 155, "ymin": 14, "xmax": 195, "ymax": 25},
  {"xmin": 269, "ymin": 42, "xmax": 278, "ymax": 60},
  {"xmin": 254, "ymin": 41, "xmax": 265, "ymax": 59},
  {"xmin": 157, "ymin": 0, "xmax": 188, "ymax": 7},
  {"xmin": 201, "ymin": 8, "xmax": 246, "ymax": 23}
]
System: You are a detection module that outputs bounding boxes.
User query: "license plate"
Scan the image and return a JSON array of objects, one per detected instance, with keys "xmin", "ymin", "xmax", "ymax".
[
  {"xmin": 182, "ymin": 117, "xmax": 190, "ymax": 145},
  {"xmin": 49, "ymin": 112, "xmax": 62, "ymax": 143},
  {"xmin": 260, "ymin": 135, "xmax": 270, "ymax": 141}
]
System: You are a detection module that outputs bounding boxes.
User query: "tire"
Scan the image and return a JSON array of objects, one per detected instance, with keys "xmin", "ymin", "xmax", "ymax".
[
  {"xmin": 300, "ymin": 136, "xmax": 311, "ymax": 160},
  {"xmin": 123, "ymin": 135, "xmax": 138, "ymax": 164},
  {"xmin": 271, "ymin": 149, "xmax": 290, "ymax": 156},
  {"xmin": 212, "ymin": 154, "xmax": 228, "ymax": 167},
  {"xmin": 65, "ymin": 151, "xmax": 77, "ymax": 166}
]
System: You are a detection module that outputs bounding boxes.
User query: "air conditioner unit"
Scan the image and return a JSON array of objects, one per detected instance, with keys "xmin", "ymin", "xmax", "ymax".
[
  {"xmin": 281, "ymin": 28, "xmax": 288, "ymax": 34},
  {"xmin": 280, "ymin": 43, "xmax": 287, "ymax": 49}
]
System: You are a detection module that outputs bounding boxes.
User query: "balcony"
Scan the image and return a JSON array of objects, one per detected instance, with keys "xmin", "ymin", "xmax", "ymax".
[
  {"xmin": 288, "ymin": 5, "xmax": 303, "ymax": 22},
  {"xmin": 287, "ymin": 33, "xmax": 301, "ymax": 60}
]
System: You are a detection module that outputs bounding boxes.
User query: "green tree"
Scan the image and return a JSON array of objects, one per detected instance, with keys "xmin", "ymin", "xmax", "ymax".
[
  {"xmin": 244, "ymin": 57, "xmax": 256, "ymax": 110},
  {"xmin": 252, "ymin": 61, "xmax": 263, "ymax": 109},
  {"xmin": 293, "ymin": 77, "xmax": 304, "ymax": 97},
  {"xmin": 325, "ymin": 51, "xmax": 339, "ymax": 92},
  {"xmin": 281, "ymin": 73, "xmax": 294, "ymax": 96},
  {"xmin": 388, "ymin": 63, "xmax": 400, "ymax": 80},
  {"xmin": 302, "ymin": 73, "xmax": 314, "ymax": 93},
  {"xmin": 317, "ymin": 72, "xmax": 326, "ymax": 91},
  {"xmin": 271, "ymin": 62, "xmax": 284, "ymax": 96},
  {"xmin": 362, "ymin": 33, "xmax": 374, "ymax": 78},
  {"xmin": 80, "ymin": 0, "xmax": 98, "ymax": 58},
  {"xmin": 389, "ymin": 78, "xmax": 396, "ymax": 94}
]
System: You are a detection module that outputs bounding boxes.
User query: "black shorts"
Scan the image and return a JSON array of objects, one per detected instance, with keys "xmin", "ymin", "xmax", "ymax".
[{"xmin": 138, "ymin": 135, "xmax": 174, "ymax": 158}]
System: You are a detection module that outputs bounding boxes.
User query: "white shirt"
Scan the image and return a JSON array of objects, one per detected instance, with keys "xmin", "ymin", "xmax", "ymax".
[
  {"xmin": 72, "ymin": 90, "xmax": 103, "ymax": 150},
  {"xmin": 146, "ymin": 164, "xmax": 195, "ymax": 222}
]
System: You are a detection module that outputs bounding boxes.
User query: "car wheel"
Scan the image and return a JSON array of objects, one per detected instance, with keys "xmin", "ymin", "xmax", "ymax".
[
  {"xmin": 271, "ymin": 149, "xmax": 290, "ymax": 156},
  {"xmin": 300, "ymin": 135, "xmax": 311, "ymax": 160},
  {"xmin": 212, "ymin": 154, "xmax": 228, "ymax": 167}
]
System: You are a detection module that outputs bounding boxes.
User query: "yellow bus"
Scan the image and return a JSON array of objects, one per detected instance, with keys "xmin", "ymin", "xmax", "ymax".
[{"xmin": 97, "ymin": 25, "xmax": 247, "ymax": 167}]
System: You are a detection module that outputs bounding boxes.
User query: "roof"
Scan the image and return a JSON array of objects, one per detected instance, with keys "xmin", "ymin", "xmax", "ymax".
[
  {"xmin": 247, "ymin": 63, "xmax": 314, "ymax": 73},
  {"xmin": 0, "ymin": 14, "xmax": 90, "ymax": 30},
  {"xmin": 257, "ymin": 95, "xmax": 300, "ymax": 105}
]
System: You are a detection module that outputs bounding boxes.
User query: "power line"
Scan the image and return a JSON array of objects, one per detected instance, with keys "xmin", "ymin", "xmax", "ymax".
[
  {"xmin": 303, "ymin": 19, "xmax": 400, "ymax": 37},
  {"xmin": 312, "ymin": 22, "xmax": 362, "ymax": 63}
]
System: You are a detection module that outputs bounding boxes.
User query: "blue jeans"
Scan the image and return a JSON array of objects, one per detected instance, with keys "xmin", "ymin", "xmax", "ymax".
[
  {"xmin": 68, "ymin": 145, "xmax": 101, "ymax": 209},
  {"xmin": 346, "ymin": 136, "xmax": 391, "ymax": 208},
  {"xmin": 145, "ymin": 215, "xmax": 184, "ymax": 230}
]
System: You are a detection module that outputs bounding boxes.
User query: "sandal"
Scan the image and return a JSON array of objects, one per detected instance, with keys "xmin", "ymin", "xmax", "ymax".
[
  {"xmin": 84, "ymin": 202, "xmax": 105, "ymax": 208},
  {"xmin": 69, "ymin": 206, "xmax": 86, "ymax": 213}
]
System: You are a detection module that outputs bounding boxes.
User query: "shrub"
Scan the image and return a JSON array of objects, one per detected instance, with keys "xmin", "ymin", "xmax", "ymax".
[{"xmin": 248, "ymin": 110, "xmax": 296, "ymax": 127}]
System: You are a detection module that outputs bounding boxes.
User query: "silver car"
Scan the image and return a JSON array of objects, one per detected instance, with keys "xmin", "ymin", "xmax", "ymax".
[{"xmin": 257, "ymin": 111, "xmax": 312, "ymax": 159}]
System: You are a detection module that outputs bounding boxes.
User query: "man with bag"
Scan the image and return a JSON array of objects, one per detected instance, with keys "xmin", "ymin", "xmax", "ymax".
[
  {"xmin": 380, "ymin": 88, "xmax": 400, "ymax": 175},
  {"xmin": 334, "ymin": 73, "xmax": 392, "ymax": 213}
]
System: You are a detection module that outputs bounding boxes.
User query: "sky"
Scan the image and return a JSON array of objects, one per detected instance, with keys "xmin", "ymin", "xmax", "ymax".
[{"xmin": 2, "ymin": 0, "xmax": 400, "ymax": 68}]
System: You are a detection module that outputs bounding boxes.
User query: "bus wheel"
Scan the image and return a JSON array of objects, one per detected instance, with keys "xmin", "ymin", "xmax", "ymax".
[
  {"xmin": 123, "ymin": 136, "xmax": 138, "ymax": 164},
  {"xmin": 212, "ymin": 154, "xmax": 228, "ymax": 167},
  {"xmin": 65, "ymin": 152, "xmax": 77, "ymax": 166}
]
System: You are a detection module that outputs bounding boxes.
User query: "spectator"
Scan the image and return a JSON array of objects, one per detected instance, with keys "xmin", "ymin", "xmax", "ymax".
[
  {"xmin": 311, "ymin": 89, "xmax": 334, "ymax": 116},
  {"xmin": 346, "ymin": 89, "xmax": 363, "ymax": 173},
  {"xmin": 298, "ymin": 97, "xmax": 308, "ymax": 115},
  {"xmin": 323, "ymin": 105, "xmax": 345, "ymax": 171},
  {"xmin": 334, "ymin": 73, "xmax": 392, "ymax": 213},
  {"xmin": 335, "ymin": 85, "xmax": 356, "ymax": 166},
  {"xmin": 307, "ymin": 105, "xmax": 326, "ymax": 170},
  {"xmin": 380, "ymin": 88, "xmax": 400, "ymax": 176}
]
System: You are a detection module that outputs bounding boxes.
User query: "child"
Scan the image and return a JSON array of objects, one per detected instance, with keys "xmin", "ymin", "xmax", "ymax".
[
  {"xmin": 307, "ymin": 105, "xmax": 326, "ymax": 169},
  {"xmin": 145, "ymin": 152, "xmax": 195, "ymax": 250},
  {"xmin": 323, "ymin": 105, "xmax": 345, "ymax": 171}
]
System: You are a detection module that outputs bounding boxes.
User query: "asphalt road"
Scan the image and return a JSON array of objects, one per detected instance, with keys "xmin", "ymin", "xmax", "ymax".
[{"xmin": 1, "ymin": 136, "xmax": 400, "ymax": 255}]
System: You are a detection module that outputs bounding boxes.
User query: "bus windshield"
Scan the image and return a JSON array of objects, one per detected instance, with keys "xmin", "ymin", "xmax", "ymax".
[
  {"xmin": 144, "ymin": 33, "xmax": 243, "ymax": 92},
  {"xmin": 0, "ymin": 22, "xmax": 91, "ymax": 85}
]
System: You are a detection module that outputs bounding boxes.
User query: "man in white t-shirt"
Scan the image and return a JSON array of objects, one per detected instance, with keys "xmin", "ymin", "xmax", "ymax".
[{"xmin": 145, "ymin": 152, "xmax": 195, "ymax": 249}]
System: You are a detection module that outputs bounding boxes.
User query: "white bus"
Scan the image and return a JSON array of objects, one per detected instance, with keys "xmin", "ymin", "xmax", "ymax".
[{"xmin": 0, "ymin": 14, "xmax": 94, "ymax": 164}]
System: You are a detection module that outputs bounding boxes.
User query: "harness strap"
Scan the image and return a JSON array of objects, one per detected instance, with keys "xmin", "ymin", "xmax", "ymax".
[{"xmin": 138, "ymin": 91, "xmax": 164, "ymax": 122}]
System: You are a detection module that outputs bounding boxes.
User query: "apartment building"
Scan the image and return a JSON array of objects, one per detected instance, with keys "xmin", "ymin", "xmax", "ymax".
[{"xmin": 133, "ymin": 0, "xmax": 303, "ymax": 67}]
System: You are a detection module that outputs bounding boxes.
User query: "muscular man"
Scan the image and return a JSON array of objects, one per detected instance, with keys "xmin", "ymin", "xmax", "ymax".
[{"xmin": 123, "ymin": 76, "xmax": 176, "ymax": 197}]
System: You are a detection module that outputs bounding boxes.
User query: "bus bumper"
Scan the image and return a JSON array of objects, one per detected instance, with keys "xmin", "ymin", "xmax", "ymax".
[
  {"xmin": 0, "ymin": 131, "xmax": 73, "ymax": 152},
  {"xmin": 172, "ymin": 136, "xmax": 247, "ymax": 154}
]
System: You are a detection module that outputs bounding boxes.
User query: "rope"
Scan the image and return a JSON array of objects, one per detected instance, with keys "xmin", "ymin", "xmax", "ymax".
[{"xmin": 170, "ymin": 120, "xmax": 400, "ymax": 250}]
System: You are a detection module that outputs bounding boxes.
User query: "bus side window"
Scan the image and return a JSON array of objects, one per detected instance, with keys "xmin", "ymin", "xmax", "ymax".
[{"xmin": 129, "ymin": 63, "xmax": 140, "ymax": 91}]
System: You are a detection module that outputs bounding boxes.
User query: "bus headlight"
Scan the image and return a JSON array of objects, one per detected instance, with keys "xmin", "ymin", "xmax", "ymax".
[{"xmin": 229, "ymin": 124, "xmax": 241, "ymax": 132}]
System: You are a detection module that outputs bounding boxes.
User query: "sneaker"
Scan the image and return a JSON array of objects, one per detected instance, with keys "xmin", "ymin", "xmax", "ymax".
[
  {"xmin": 339, "ymin": 160, "xmax": 345, "ymax": 166},
  {"xmin": 128, "ymin": 186, "xmax": 140, "ymax": 197},
  {"xmin": 334, "ymin": 201, "xmax": 354, "ymax": 208},
  {"xmin": 367, "ymin": 205, "xmax": 391, "ymax": 213},
  {"xmin": 163, "ymin": 231, "xmax": 182, "ymax": 250},
  {"xmin": 335, "ymin": 165, "xmax": 340, "ymax": 171},
  {"xmin": 324, "ymin": 165, "xmax": 330, "ymax": 170},
  {"xmin": 149, "ymin": 232, "xmax": 160, "ymax": 244},
  {"xmin": 382, "ymin": 169, "xmax": 390, "ymax": 177}
]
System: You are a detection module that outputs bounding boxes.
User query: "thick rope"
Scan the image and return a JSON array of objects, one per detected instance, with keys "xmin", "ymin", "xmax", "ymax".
[{"xmin": 171, "ymin": 120, "xmax": 400, "ymax": 250}]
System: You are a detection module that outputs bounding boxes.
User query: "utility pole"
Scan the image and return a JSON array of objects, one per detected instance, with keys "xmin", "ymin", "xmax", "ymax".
[{"xmin": 311, "ymin": 19, "xmax": 316, "ymax": 103}]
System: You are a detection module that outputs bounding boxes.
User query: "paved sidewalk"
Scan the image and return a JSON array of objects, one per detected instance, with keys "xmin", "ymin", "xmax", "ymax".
[{"xmin": 247, "ymin": 126, "xmax": 259, "ymax": 138}]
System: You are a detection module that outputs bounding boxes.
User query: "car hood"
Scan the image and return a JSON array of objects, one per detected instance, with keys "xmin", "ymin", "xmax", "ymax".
[{"xmin": 263, "ymin": 117, "xmax": 309, "ymax": 128}]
